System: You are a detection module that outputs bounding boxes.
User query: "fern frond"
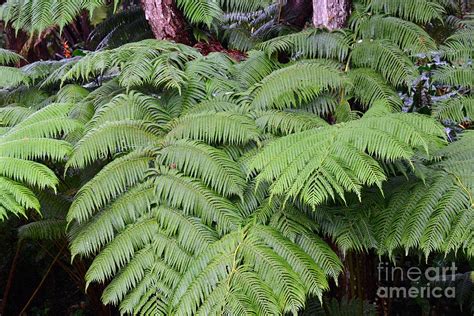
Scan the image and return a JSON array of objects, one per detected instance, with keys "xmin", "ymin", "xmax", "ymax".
[
  {"xmin": 366, "ymin": 0, "xmax": 445, "ymax": 23},
  {"xmin": 351, "ymin": 40, "xmax": 417, "ymax": 86},
  {"xmin": 374, "ymin": 174, "xmax": 472, "ymax": 257},
  {"xmin": 166, "ymin": 111, "xmax": 260, "ymax": 145},
  {"xmin": 432, "ymin": 65, "xmax": 474, "ymax": 88},
  {"xmin": 88, "ymin": 91, "xmax": 171, "ymax": 130},
  {"xmin": 68, "ymin": 150, "xmax": 154, "ymax": 223},
  {"xmin": 233, "ymin": 50, "xmax": 280, "ymax": 88},
  {"xmin": 153, "ymin": 167, "xmax": 243, "ymax": 234},
  {"xmin": 0, "ymin": 48, "xmax": 22, "ymax": 65},
  {"xmin": 176, "ymin": 0, "xmax": 223, "ymax": 26},
  {"xmin": 158, "ymin": 139, "xmax": 246, "ymax": 197},
  {"xmin": 258, "ymin": 29, "xmax": 351, "ymax": 61},
  {"xmin": 70, "ymin": 181, "xmax": 154, "ymax": 258},
  {"xmin": 0, "ymin": 106, "xmax": 35, "ymax": 126},
  {"xmin": 67, "ymin": 120, "xmax": 161, "ymax": 169},
  {"xmin": 357, "ymin": 15, "xmax": 437, "ymax": 54},
  {"xmin": 0, "ymin": 66, "xmax": 27, "ymax": 87},
  {"xmin": 348, "ymin": 68, "xmax": 403, "ymax": 109},
  {"xmin": 0, "ymin": 139, "xmax": 71, "ymax": 161},
  {"xmin": 249, "ymin": 109, "xmax": 445, "ymax": 206},
  {"xmin": 18, "ymin": 219, "xmax": 66, "ymax": 240},
  {"xmin": 441, "ymin": 29, "xmax": 474, "ymax": 63},
  {"xmin": 0, "ymin": 177, "xmax": 40, "ymax": 211},
  {"xmin": 250, "ymin": 60, "xmax": 345, "ymax": 110},
  {"xmin": 255, "ymin": 110, "xmax": 328, "ymax": 135},
  {"xmin": 0, "ymin": 157, "xmax": 58, "ymax": 189},
  {"xmin": 432, "ymin": 96, "xmax": 474, "ymax": 122}
]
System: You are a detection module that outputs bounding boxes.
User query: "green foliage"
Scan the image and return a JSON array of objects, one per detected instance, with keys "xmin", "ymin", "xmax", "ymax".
[
  {"xmin": 0, "ymin": 1, "xmax": 473, "ymax": 314},
  {"xmin": 0, "ymin": 0, "xmax": 120, "ymax": 34},
  {"xmin": 0, "ymin": 48, "xmax": 22, "ymax": 65},
  {"xmin": 0, "ymin": 102, "xmax": 78, "ymax": 219}
]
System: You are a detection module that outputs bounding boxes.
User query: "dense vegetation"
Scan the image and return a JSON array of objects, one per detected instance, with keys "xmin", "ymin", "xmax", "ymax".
[{"xmin": 0, "ymin": 0, "xmax": 473, "ymax": 315}]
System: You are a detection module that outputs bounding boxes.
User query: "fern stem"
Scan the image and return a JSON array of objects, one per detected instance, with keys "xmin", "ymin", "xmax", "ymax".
[
  {"xmin": 0, "ymin": 240, "xmax": 23, "ymax": 315},
  {"xmin": 19, "ymin": 243, "xmax": 67, "ymax": 315}
]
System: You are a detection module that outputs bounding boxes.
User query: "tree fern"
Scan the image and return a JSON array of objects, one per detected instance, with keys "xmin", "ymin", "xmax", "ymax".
[
  {"xmin": 350, "ymin": 39, "xmax": 418, "ymax": 86},
  {"xmin": 364, "ymin": 0, "xmax": 445, "ymax": 24},
  {"xmin": 1, "ymin": 0, "xmax": 119, "ymax": 34},
  {"xmin": 0, "ymin": 48, "xmax": 22, "ymax": 65},
  {"xmin": 432, "ymin": 96, "xmax": 474, "ymax": 123},
  {"xmin": 249, "ymin": 60, "xmax": 346, "ymax": 110},
  {"xmin": 347, "ymin": 68, "xmax": 403, "ymax": 109},
  {"xmin": 356, "ymin": 15, "xmax": 437, "ymax": 54},
  {"xmin": 249, "ymin": 104, "xmax": 445, "ymax": 206},
  {"xmin": 258, "ymin": 29, "xmax": 351, "ymax": 61},
  {"xmin": 432, "ymin": 65, "xmax": 474, "ymax": 88},
  {"xmin": 0, "ymin": 2, "xmax": 471, "ymax": 310},
  {"xmin": 0, "ymin": 102, "xmax": 78, "ymax": 219}
]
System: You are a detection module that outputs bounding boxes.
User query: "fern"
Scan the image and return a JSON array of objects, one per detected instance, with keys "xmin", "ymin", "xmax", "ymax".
[
  {"xmin": 351, "ymin": 39, "xmax": 418, "ymax": 86},
  {"xmin": 0, "ymin": 48, "xmax": 22, "ymax": 65},
  {"xmin": 1, "ymin": 0, "xmax": 120, "ymax": 34},
  {"xmin": 356, "ymin": 15, "xmax": 437, "ymax": 54},
  {"xmin": 0, "ymin": 2, "xmax": 471, "ymax": 311},
  {"xmin": 432, "ymin": 96, "xmax": 474, "ymax": 122},
  {"xmin": 0, "ymin": 102, "xmax": 78, "ymax": 219},
  {"xmin": 249, "ymin": 104, "xmax": 445, "ymax": 206},
  {"xmin": 365, "ymin": 0, "xmax": 445, "ymax": 24},
  {"xmin": 432, "ymin": 65, "xmax": 474, "ymax": 88},
  {"xmin": 258, "ymin": 29, "xmax": 351, "ymax": 61},
  {"xmin": 249, "ymin": 60, "xmax": 346, "ymax": 110}
]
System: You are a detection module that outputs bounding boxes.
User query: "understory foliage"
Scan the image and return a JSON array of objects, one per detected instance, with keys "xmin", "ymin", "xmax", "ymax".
[{"xmin": 0, "ymin": 0, "xmax": 473, "ymax": 314}]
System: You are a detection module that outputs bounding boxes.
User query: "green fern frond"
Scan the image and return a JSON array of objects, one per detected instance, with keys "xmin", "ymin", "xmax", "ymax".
[
  {"xmin": 233, "ymin": 50, "xmax": 280, "ymax": 88},
  {"xmin": 348, "ymin": 68, "xmax": 403, "ymax": 109},
  {"xmin": 357, "ymin": 15, "xmax": 437, "ymax": 54},
  {"xmin": 153, "ymin": 167, "xmax": 243, "ymax": 234},
  {"xmin": 258, "ymin": 29, "xmax": 351, "ymax": 61},
  {"xmin": 0, "ymin": 106, "xmax": 35, "ymax": 126},
  {"xmin": 255, "ymin": 109, "xmax": 328, "ymax": 135},
  {"xmin": 0, "ymin": 139, "xmax": 71, "ymax": 161},
  {"xmin": 1, "ymin": 0, "xmax": 119, "ymax": 34},
  {"xmin": 441, "ymin": 29, "xmax": 474, "ymax": 63},
  {"xmin": 432, "ymin": 96, "xmax": 474, "ymax": 122},
  {"xmin": 68, "ymin": 150, "xmax": 154, "ymax": 223},
  {"xmin": 2, "ymin": 118, "xmax": 81, "ymax": 141},
  {"xmin": 176, "ymin": 0, "xmax": 223, "ymax": 26},
  {"xmin": 351, "ymin": 39, "xmax": 418, "ymax": 86},
  {"xmin": 18, "ymin": 219, "xmax": 66, "ymax": 240},
  {"xmin": 166, "ymin": 111, "xmax": 260, "ymax": 145},
  {"xmin": 88, "ymin": 91, "xmax": 171, "ymax": 130},
  {"xmin": 56, "ymin": 84, "xmax": 89, "ymax": 103},
  {"xmin": 432, "ymin": 65, "xmax": 474, "ymax": 88},
  {"xmin": 0, "ymin": 177, "xmax": 40, "ymax": 211},
  {"xmin": 0, "ymin": 66, "xmax": 27, "ymax": 88},
  {"xmin": 67, "ymin": 120, "xmax": 161, "ymax": 169},
  {"xmin": 249, "ymin": 60, "xmax": 345, "ymax": 110},
  {"xmin": 158, "ymin": 139, "xmax": 246, "ymax": 197},
  {"xmin": 0, "ymin": 157, "xmax": 58, "ymax": 189},
  {"xmin": 374, "ymin": 174, "xmax": 472, "ymax": 257},
  {"xmin": 366, "ymin": 0, "xmax": 445, "ymax": 23},
  {"xmin": 249, "ymin": 109, "xmax": 445, "ymax": 206},
  {"xmin": 0, "ymin": 48, "xmax": 22, "ymax": 65}
]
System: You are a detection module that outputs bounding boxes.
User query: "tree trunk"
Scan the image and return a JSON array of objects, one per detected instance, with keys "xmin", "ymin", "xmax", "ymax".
[
  {"xmin": 312, "ymin": 0, "xmax": 350, "ymax": 30},
  {"xmin": 140, "ymin": 0, "xmax": 190, "ymax": 44},
  {"xmin": 281, "ymin": 0, "xmax": 313, "ymax": 28}
]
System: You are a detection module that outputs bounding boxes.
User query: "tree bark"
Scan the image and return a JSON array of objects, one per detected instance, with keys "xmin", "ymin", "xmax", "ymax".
[
  {"xmin": 281, "ymin": 0, "xmax": 313, "ymax": 28},
  {"xmin": 140, "ymin": 0, "xmax": 190, "ymax": 44},
  {"xmin": 312, "ymin": 0, "xmax": 350, "ymax": 30}
]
